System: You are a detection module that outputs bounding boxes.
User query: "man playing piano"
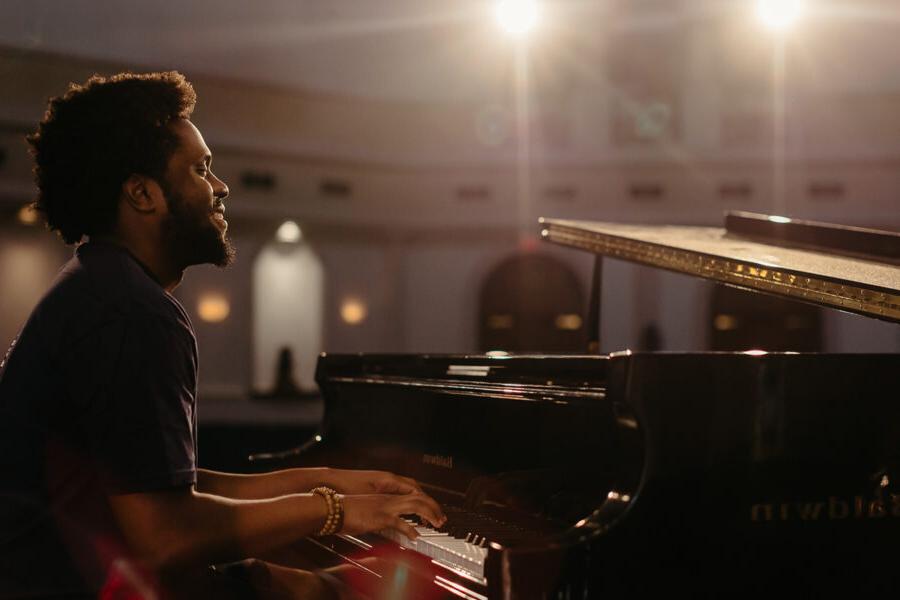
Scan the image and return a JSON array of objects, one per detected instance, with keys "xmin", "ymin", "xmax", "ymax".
[{"xmin": 0, "ymin": 71, "xmax": 444, "ymax": 599}]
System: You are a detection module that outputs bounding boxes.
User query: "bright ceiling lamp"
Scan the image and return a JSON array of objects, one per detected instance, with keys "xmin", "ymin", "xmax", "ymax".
[
  {"xmin": 495, "ymin": 0, "xmax": 538, "ymax": 36},
  {"xmin": 276, "ymin": 220, "xmax": 302, "ymax": 243},
  {"xmin": 757, "ymin": 0, "xmax": 805, "ymax": 32}
]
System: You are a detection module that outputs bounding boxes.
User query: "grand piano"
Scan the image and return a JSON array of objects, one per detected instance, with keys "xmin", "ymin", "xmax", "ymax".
[{"xmin": 250, "ymin": 212, "xmax": 900, "ymax": 598}]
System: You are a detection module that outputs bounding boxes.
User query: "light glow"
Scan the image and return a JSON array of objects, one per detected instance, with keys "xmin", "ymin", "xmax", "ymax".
[
  {"xmin": 197, "ymin": 293, "xmax": 230, "ymax": 323},
  {"xmin": 487, "ymin": 314, "xmax": 514, "ymax": 330},
  {"xmin": 554, "ymin": 314, "xmax": 583, "ymax": 331},
  {"xmin": 714, "ymin": 314, "xmax": 739, "ymax": 331},
  {"xmin": 756, "ymin": 0, "xmax": 805, "ymax": 32},
  {"xmin": 17, "ymin": 204, "xmax": 39, "ymax": 226},
  {"xmin": 276, "ymin": 220, "xmax": 302, "ymax": 243},
  {"xmin": 340, "ymin": 298, "xmax": 367, "ymax": 325},
  {"xmin": 495, "ymin": 0, "xmax": 538, "ymax": 35}
]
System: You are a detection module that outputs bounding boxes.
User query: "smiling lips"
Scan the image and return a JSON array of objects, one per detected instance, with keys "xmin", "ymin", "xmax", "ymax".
[{"xmin": 212, "ymin": 204, "xmax": 227, "ymax": 230}]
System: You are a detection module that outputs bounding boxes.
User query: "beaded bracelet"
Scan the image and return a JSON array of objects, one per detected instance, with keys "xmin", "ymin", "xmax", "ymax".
[{"xmin": 310, "ymin": 486, "xmax": 344, "ymax": 536}]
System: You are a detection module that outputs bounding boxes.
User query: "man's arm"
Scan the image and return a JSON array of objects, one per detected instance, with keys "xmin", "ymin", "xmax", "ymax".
[
  {"xmin": 109, "ymin": 487, "xmax": 327, "ymax": 570},
  {"xmin": 108, "ymin": 485, "xmax": 444, "ymax": 573},
  {"xmin": 196, "ymin": 467, "xmax": 331, "ymax": 500},
  {"xmin": 197, "ymin": 467, "xmax": 421, "ymax": 500}
]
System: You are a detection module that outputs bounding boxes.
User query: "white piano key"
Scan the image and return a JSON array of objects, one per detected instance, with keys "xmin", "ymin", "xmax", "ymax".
[{"xmin": 380, "ymin": 528, "xmax": 487, "ymax": 578}]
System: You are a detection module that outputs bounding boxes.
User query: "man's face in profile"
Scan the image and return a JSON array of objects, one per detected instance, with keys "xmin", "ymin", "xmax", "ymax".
[{"xmin": 160, "ymin": 119, "xmax": 235, "ymax": 268}]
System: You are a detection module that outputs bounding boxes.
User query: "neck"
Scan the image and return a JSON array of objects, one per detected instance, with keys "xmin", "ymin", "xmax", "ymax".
[{"xmin": 91, "ymin": 233, "xmax": 185, "ymax": 292}]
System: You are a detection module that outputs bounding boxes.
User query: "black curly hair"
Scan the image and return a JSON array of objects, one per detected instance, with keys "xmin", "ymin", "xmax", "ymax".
[{"xmin": 27, "ymin": 71, "xmax": 197, "ymax": 244}]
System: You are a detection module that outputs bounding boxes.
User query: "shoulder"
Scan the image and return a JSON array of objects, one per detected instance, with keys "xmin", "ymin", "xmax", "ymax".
[
  {"xmin": 32, "ymin": 243, "xmax": 196, "ymax": 354},
  {"xmin": 79, "ymin": 242, "xmax": 192, "ymax": 327}
]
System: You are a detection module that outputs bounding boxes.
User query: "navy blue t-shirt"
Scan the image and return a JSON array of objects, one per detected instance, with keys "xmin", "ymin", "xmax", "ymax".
[{"xmin": 0, "ymin": 241, "xmax": 198, "ymax": 598}]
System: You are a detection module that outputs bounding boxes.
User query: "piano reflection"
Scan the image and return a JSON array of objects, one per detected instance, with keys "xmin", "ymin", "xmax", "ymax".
[{"xmin": 249, "ymin": 212, "xmax": 900, "ymax": 598}]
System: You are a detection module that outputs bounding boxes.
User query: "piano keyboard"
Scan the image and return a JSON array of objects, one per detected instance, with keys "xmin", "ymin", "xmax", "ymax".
[
  {"xmin": 381, "ymin": 522, "xmax": 488, "ymax": 582},
  {"xmin": 378, "ymin": 505, "xmax": 550, "ymax": 585}
]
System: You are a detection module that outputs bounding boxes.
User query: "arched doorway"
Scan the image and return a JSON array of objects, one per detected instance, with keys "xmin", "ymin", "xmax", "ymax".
[
  {"xmin": 709, "ymin": 284, "xmax": 823, "ymax": 352},
  {"xmin": 478, "ymin": 254, "xmax": 586, "ymax": 353},
  {"xmin": 252, "ymin": 241, "xmax": 324, "ymax": 394}
]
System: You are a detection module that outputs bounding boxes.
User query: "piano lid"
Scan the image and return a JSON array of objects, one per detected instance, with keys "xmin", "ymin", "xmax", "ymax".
[{"xmin": 539, "ymin": 213, "xmax": 900, "ymax": 324}]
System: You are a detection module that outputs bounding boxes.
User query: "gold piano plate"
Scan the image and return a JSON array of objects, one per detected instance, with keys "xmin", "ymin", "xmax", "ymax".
[{"xmin": 540, "ymin": 218, "xmax": 900, "ymax": 324}]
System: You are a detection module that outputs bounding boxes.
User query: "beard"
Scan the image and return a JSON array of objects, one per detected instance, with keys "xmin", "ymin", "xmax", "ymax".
[{"xmin": 160, "ymin": 183, "xmax": 235, "ymax": 269}]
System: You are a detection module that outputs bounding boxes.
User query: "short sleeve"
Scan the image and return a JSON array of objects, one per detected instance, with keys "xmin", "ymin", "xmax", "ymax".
[{"xmin": 63, "ymin": 313, "xmax": 198, "ymax": 494}]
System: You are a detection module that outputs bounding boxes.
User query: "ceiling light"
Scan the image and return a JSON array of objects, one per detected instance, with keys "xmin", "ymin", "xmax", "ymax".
[
  {"xmin": 276, "ymin": 220, "xmax": 302, "ymax": 243},
  {"xmin": 757, "ymin": 0, "xmax": 805, "ymax": 32},
  {"xmin": 495, "ymin": 0, "xmax": 538, "ymax": 35}
]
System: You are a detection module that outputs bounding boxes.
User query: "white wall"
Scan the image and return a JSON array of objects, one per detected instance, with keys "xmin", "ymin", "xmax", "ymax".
[
  {"xmin": 252, "ymin": 242, "xmax": 324, "ymax": 392},
  {"xmin": 403, "ymin": 241, "xmax": 511, "ymax": 353}
]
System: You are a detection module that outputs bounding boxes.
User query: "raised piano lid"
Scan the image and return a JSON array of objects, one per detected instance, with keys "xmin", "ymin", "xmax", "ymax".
[{"xmin": 539, "ymin": 213, "xmax": 900, "ymax": 324}]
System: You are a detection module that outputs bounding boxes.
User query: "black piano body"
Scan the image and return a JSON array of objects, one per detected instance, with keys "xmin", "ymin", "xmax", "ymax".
[
  {"xmin": 255, "ymin": 352, "xmax": 900, "ymax": 598},
  {"xmin": 250, "ymin": 214, "xmax": 900, "ymax": 598}
]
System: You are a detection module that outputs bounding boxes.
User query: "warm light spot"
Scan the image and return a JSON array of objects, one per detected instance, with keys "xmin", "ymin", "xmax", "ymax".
[
  {"xmin": 486, "ymin": 350, "xmax": 510, "ymax": 358},
  {"xmin": 197, "ymin": 293, "xmax": 230, "ymax": 323},
  {"xmin": 768, "ymin": 215, "xmax": 792, "ymax": 224},
  {"xmin": 487, "ymin": 314, "xmax": 514, "ymax": 329},
  {"xmin": 495, "ymin": 0, "xmax": 538, "ymax": 35},
  {"xmin": 276, "ymin": 220, "xmax": 302, "ymax": 243},
  {"xmin": 744, "ymin": 349, "xmax": 768, "ymax": 356},
  {"xmin": 555, "ymin": 313, "xmax": 583, "ymax": 331},
  {"xmin": 315, "ymin": 435, "xmax": 323, "ymax": 442},
  {"xmin": 714, "ymin": 314, "xmax": 739, "ymax": 331},
  {"xmin": 340, "ymin": 298, "xmax": 367, "ymax": 325},
  {"xmin": 17, "ymin": 204, "xmax": 39, "ymax": 226},
  {"xmin": 756, "ymin": 0, "xmax": 805, "ymax": 32}
]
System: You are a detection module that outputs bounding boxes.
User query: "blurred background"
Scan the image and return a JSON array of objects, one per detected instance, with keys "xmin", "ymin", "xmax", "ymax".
[{"xmin": 1, "ymin": 0, "xmax": 898, "ymax": 468}]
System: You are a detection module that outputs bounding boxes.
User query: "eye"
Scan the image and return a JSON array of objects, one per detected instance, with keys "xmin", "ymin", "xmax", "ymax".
[{"xmin": 196, "ymin": 166, "xmax": 209, "ymax": 177}]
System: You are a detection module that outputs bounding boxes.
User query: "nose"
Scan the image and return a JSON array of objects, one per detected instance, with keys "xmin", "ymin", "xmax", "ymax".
[{"xmin": 211, "ymin": 171, "xmax": 229, "ymax": 199}]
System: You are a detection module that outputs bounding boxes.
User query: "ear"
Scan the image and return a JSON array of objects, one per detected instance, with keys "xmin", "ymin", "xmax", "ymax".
[{"xmin": 121, "ymin": 174, "xmax": 165, "ymax": 214}]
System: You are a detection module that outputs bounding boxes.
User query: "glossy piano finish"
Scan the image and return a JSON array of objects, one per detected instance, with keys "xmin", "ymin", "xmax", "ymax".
[
  {"xmin": 595, "ymin": 351, "xmax": 900, "ymax": 594},
  {"xmin": 255, "ymin": 352, "xmax": 900, "ymax": 597},
  {"xmin": 256, "ymin": 354, "xmax": 623, "ymax": 598}
]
